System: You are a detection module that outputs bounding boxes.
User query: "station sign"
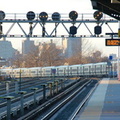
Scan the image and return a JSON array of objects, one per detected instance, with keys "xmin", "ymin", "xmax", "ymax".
[
  {"xmin": 106, "ymin": 39, "xmax": 120, "ymax": 46},
  {"xmin": 111, "ymin": 0, "xmax": 120, "ymax": 4}
]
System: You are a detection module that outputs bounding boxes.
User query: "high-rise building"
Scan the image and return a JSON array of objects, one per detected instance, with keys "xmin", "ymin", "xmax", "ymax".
[
  {"xmin": 62, "ymin": 37, "xmax": 82, "ymax": 58},
  {"xmin": 0, "ymin": 40, "xmax": 16, "ymax": 59},
  {"xmin": 22, "ymin": 39, "xmax": 37, "ymax": 55}
]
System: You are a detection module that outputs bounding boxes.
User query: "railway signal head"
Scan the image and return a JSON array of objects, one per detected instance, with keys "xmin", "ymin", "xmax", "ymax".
[
  {"xmin": 52, "ymin": 12, "xmax": 61, "ymax": 21},
  {"xmin": 26, "ymin": 11, "xmax": 35, "ymax": 20},
  {"xmin": 94, "ymin": 26, "xmax": 102, "ymax": 35},
  {"xmin": 70, "ymin": 26, "xmax": 77, "ymax": 36},
  {"xmin": 0, "ymin": 11, "xmax": 5, "ymax": 20},
  {"xmin": 39, "ymin": 12, "xmax": 48, "ymax": 22},
  {"xmin": 69, "ymin": 11, "xmax": 78, "ymax": 21},
  {"xmin": 93, "ymin": 11, "xmax": 103, "ymax": 21}
]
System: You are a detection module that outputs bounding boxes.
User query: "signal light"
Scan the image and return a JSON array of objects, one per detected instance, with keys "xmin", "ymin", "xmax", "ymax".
[
  {"xmin": 70, "ymin": 26, "xmax": 77, "ymax": 36},
  {"xmin": 52, "ymin": 12, "xmax": 61, "ymax": 21},
  {"xmin": 0, "ymin": 11, "xmax": 5, "ymax": 20},
  {"xmin": 26, "ymin": 11, "xmax": 35, "ymax": 20},
  {"xmin": 93, "ymin": 11, "xmax": 103, "ymax": 21},
  {"xmin": 39, "ymin": 12, "xmax": 48, "ymax": 22},
  {"xmin": 94, "ymin": 26, "xmax": 102, "ymax": 35},
  {"xmin": 69, "ymin": 11, "xmax": 78, "ymax": 21}
]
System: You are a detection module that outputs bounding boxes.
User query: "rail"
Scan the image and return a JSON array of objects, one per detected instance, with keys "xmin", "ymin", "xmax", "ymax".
[
  {"xmin": 69, "ymin": 80, "xmax": 99, "ymax": 120},
  {"xmin": 18, "ymin": 78, "xmax": 91, "ymax": 120},
  {"xmin": 0, "ymin": 78, "xmax": 78, "ymax": 119}
]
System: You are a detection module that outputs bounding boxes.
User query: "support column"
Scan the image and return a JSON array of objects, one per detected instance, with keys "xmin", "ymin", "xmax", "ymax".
[
  {"xmin": 54, "ymin": 80, "xmax": 59, "ymax": 94},
  {"xmin": 19, "ymin": 69, "xmax": 22, "ymax": 91},
  {"xmin": 47, "ymin": 82, "xmax": 53, "ymax": 97},
  {"xmin": 5, "ymin": 81, "xmax": 11, "ymax": 95},
  {"xmin": 4, "ymin": 96, "xmax": 14, "ymax": 120},
  {"xmin": 31, "ymin": 88, "xmax": 38, "ymax": 105},
  {"xmin": 41, "ymin": 84, "xmax": 47, "ymax": 101},
  {"xmin": 15, "ymin": 79, "xmax": 19, "ymax": 93},
  {"xmin": 118, "ymin": 24, "xmax": 120, "ymax": 80},
  {"xmin": 60, "ymin": 79, "xmax": 64, "ymax": 90},
  {"xmin": 18, "ymin": 91, "xmax": 26, "ymax": 115}
]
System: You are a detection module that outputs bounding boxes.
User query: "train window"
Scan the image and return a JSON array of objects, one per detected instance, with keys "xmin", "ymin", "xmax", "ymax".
[
  {"xmin": 46, "ymin": 70, "xmax": 50, "ymax": 72},
  {"xmin": 31, "ymin": 71, "xmax": 36, "ymax": 73},
  {"xmin": 67, "ymin": 69, "xmax": 69, "ymax": 71},
  {"xmin": 84, "ymin": 68, "xmax": 88, "ymax": 71},
  {"xmin": 1, "ymin": 72, "xmax": 6, "ymax": 74},
  {"xmin": 96, "ymin": 67, "xmax": 101, "ymax": 70},
  {"xmin": 72, "ymin": 69, "xmax": 77, "ymax": 71}
]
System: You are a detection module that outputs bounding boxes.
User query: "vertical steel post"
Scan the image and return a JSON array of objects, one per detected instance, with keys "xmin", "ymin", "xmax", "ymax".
[
  {"xmin": 31, "ymin": 88, "xmax": 38, "ymax": 105},
  {"xmin": 18, "ymin": 91, "xmax": 26, "ymax": 115},
  {"xmin": 4, "ymin": 96, "xmax": 14, "ymax": 120},
  {"xmin": 54, "ymin": 80, "xmax": 58, "ymax": 94},
  {"xmin": 118, "ymin": 22, "xmax": 120, "ymax": 80},
  {"xmin": 48, "ymin": 82, "xmax": 53, "ymax": 97},
  {"xmin": 6, "ymin": 81, "xmax": 11, "ymax": 95},
  {"xmin": 19, "ymin": 69, "xmax": 22, "ymax": 91},
  {"xmin": 41, "ymin": 84, "xmax": 46, "ymax": 100},
  {"xmin": 15, "ymin": 80, "xmax": 19, "ymax": 93},
  {"xmin": 60, "ymin": 79, "xmax": 64, "ymax": 90}
]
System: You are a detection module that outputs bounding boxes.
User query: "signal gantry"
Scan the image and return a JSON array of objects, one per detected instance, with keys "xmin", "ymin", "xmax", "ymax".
[{"xmin": 0, "ymin": 10, "xmax": 118, "ymax": 39}]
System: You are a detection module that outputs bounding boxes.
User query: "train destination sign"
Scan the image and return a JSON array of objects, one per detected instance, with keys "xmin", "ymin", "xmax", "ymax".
[{"xmin": 106, "ymin": 39, "xmax": 120, "ymax": 46}]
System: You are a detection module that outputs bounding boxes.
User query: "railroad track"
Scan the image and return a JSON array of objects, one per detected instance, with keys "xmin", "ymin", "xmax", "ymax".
[
  {"xmin": 0, "ymin": 78, "xmax": 54, "ymax": 97},
  {"xmin": 17, "ymin": 78, "xmax": 98, "ymax": 120},
  {"xmin": 49, "ymin": 79, "xmax": 99, "ymax": 120},
  {"xmin": 0, "ymin": 77, "xmax": 78, "ymax": 120}
]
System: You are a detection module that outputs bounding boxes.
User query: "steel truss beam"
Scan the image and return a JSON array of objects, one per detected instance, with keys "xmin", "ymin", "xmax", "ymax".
[{"xmin": 0, "ymin": 13, "xmax": 118, "ymax": 38}]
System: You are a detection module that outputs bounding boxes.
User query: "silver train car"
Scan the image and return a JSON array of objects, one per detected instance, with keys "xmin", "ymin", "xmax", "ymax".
[{"xmin": 0, "ymin": 61, "xmax": 117, "ymax": 79}]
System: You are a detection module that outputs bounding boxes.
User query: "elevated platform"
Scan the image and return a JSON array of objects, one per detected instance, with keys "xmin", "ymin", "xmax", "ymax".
[{"xmin": 74, "ymin": 78, "xmax": 120, "ymax": 120}]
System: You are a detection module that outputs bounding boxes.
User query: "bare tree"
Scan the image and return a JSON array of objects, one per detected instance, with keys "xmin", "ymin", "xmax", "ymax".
[
  {"xmin": 13, "ymin": 42, "xmax": 65, "ymax": 67},
  {"xmin": 39, "ymin": 43, "xmax": 64, "ymax": 66},
  {"xmin": 65, "ymin": 39, "xmax": 108, "ymax": 65},
  {"xmin": 12, "ymin": 53, "xmax": 24, "ymax": 68},
  {"xmin": 66, "ymin": 39, "xmax": 96, "ymax": 65}
]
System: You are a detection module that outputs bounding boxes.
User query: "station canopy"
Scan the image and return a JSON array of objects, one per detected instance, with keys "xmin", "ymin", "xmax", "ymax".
[{"xmin": 91, "ymin": 0, "xmax": 120, "ymax": 20}]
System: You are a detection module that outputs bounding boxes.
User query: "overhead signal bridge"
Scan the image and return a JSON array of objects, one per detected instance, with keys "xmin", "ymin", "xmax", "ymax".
[{"xmin": 0, "ymin": 10, "xmax": 118, "ymax": 39}]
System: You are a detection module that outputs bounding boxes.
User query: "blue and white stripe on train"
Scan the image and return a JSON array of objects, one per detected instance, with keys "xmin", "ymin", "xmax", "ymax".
[{"xmin": 0, "ymin": 61, "xmax": 118, "ymax": 79}]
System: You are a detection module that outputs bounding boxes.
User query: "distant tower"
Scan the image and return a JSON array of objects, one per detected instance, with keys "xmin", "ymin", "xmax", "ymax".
[
  {"xmin": 22, "ymin": 38, "xmax": 36, "ymax": 55},
  {"xmin": 62, "ymin": 37, "xmax": 82, "ymax": 58},
  {"xmin": 0, "ymin": 40, "xmax": 16, "ymax": 59}
]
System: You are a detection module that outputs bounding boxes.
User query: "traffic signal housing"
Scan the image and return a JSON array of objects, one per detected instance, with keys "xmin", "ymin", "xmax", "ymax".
[
  {"xmin": 94, "ymin": 26, "xmax": 102, "ymax": 35},
  {"xmin": 70, "ymin": 26, "xmax": 77, "ymax": 37}
]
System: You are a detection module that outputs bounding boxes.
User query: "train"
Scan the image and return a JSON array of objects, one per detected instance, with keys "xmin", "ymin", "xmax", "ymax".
[{"xmin": 0, "ymin": 61, "xmax": 118, "ymax": 80}]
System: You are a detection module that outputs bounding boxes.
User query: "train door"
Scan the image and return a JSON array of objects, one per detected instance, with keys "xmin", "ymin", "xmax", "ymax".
[
  {"xmin": 42, "ymin": 68, "xmax": 45, "ymax": 77},
  {"xmin": 89, "ymin": 66, "xmax": 91, "ymax": 76},
  {"xmin": 56, "ymin": 68, "xmax": 59, "ymax": 76},
  {"xmin": 70, "ymin": 67, "xmax": 72, "ymax": 76},
  {"xmin": 77, "ymin": 66, "xmax": 79, "ymax": 76}
]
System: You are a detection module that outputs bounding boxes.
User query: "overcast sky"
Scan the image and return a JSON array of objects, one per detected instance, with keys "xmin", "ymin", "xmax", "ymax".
[{"xmin": 0, "ymin": 0, "xmax": 94, "ymax": 13}]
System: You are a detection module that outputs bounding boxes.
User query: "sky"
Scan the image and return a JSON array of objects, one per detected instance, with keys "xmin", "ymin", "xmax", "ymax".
[
  {"xmin": 0, "ymin": 0, "xmax": 119, "ymax": 57},
  {"xmin": 0, "ymin": 0, "xmax": 93, "ymax": 13}
]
